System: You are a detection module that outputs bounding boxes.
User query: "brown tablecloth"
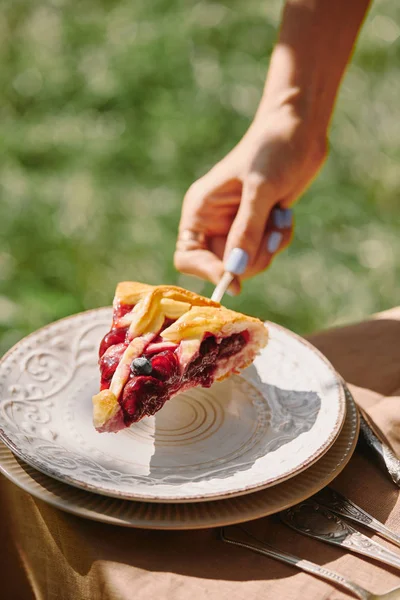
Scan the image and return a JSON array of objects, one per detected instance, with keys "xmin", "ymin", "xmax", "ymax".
[{"xmin": 2, "ymin": 308, "xmax": 400, "ymax": 600}]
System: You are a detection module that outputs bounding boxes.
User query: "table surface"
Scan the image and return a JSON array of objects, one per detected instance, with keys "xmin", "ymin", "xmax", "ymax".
[{"xmin": 1, "ymin": 307, "xmax": 400, "ymax": 600}]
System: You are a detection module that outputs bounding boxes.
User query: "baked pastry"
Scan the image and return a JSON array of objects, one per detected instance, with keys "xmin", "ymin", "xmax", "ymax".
[{"xmin": 93, "ymin": 282, "xmax": 268, "ymax": 432}]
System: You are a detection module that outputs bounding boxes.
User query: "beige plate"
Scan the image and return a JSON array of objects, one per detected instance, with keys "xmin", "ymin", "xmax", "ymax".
[
  {"xmin": 0, "ymin": 309, "xmax": 346, "ymax": 502},
  {"xmin": 0, "ymin": 388, "xmax": 358, "ymax": 530}
]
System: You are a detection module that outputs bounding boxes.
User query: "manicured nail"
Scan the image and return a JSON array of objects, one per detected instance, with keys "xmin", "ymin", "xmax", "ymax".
[
  {"xmin": 273, "ymin": 208, "xmax": 292, "ymax": 229},
  {"xmin": 283, "ymin": 208, "xmax": 293, "ymax": 228},
  {"xmin": 273, "ymin": 208, "xmax": 286, "ymax": 229},
  {"xmin": 225, "ymin": 248, "xmax": 249, "ymax": 275},
  {"xmin": 267, "ymin": 231, "xmax": 283, "ymax": 254}
]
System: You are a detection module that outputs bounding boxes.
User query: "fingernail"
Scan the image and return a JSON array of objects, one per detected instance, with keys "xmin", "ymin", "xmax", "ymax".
[
  {"xmin": 273, "ymin": 208, "xmax": 286, "ymax": 229},
  {"xmin": 283, "ymin": 208, "xmax": 293, "ymax": 228},
  {"xmin": 225, "ymin": 248, "xmax": 249, "ymax": 275},
  {"xmin": 267, "ymin": 231, "xmax": 283, "ymax": 254},
  {"xmin": 273, "ymin": 208, "xmax": 292, "ymax": 229}
]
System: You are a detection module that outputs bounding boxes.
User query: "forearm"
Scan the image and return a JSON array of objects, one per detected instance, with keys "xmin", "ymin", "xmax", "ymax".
[{"xmin": 254, "ymin": 0, "xmax": 371, "ymax": 136}]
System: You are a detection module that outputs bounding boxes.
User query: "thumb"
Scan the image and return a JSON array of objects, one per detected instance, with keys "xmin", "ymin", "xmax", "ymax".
[
  {"xmin": 223, "ymin": 176, "xmax": 277, "ymax": 274},
  {"xmin": 174, "ymin": 248, "xmax": 241, "ymax": 295}
]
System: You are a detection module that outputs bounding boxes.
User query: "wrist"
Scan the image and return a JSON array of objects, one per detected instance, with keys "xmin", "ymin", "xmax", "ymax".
[
  {"xmin": 246, "ymin": 96, "xmax": 328, "ymax": 160},
  {"xmin": 253, "ymin": 63, "xmax": 330, "ymax": 144}
]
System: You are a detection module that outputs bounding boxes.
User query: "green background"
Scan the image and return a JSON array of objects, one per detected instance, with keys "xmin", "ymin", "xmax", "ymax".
[{"xmin": 1, "ymin": 0, "xmax": 399, "ymax": 354}]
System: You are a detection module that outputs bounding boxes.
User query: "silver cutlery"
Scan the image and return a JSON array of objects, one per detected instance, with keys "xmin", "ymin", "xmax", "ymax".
[
  {"xmin": 358, "ymin": 412, "xmax": 400, "ymax": 488},
  {"xmin": 280, "ymin": 501, "xmax": 400, "ymax": 571},
  {"xmin": 314, "ymin": 487, "xmax": 400, "ymax": 549},
  {"xmin": 220, "ymin": 526, "xmax": 400, "ymax": 600},
  {"xmin": 341, "ymin": 382, "xmax": 400, "ymax": 488}
]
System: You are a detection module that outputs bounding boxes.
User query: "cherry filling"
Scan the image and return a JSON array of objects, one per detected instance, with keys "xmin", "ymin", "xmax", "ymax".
[
  {"xmin": 218, "ymin": 332, "xmax": 248, "ymax": 357},
  {"xmin": 118, "ymin": 332, "xmax": 248, "ymax": 426},
  {"xmin": 99, "ymin": 343, "xmax": 126, "ymax": 390},
  {"xmin": 99, "ymin": 326, "xmax": 128, "ymax": 358},
  {"xmin": 100, "ymin": 316, "xmax": 176, "ymax": 360},
  {"xmin": 150, "ymin": 351, "xmax": 180, "ymax": 383},
  {"xmin": 113, "ymin": 303, "xmax": 134, "ymax": 323},
  {"xmin": 120, "ymin": 376, "xmax": 166, "ymax": 422},
  {"xmin": 183, "ymin": 335, "xmax": 219, "ymax": 388}
]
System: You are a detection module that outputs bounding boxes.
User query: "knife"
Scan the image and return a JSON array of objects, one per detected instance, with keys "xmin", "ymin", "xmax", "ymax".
[{"xmin": 342, "ymin": 382, "xmax": 400, "ymax": 488}]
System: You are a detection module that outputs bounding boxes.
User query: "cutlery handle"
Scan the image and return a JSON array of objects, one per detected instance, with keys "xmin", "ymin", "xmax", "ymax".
[
  {"xmin": 315, "ymin": 487, "xmax": 400, "ymax": 549},
  {"xmin": 340, "ymin": 529, "xmax": 400, "ymax": 571},
  {"xmin": 211, "ymin": 272, "xmax": 234, "ymax": 302},
  {"xmin": 297, "ymin": 560, "xmax": 370, "ymax": 600},
  {"xmin": 220, "ymin": 529, "xmax": 370, "ymax": 600},
  {"xmin": 341, "ymin": 382, "xmax": 400, "ymax": 488},
  {"xmin": 281, "ymin": 502, "xmax": 400, "ymax": 571}
]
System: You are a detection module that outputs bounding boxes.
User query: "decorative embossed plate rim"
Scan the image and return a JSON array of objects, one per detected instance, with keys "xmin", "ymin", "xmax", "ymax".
[
  {"xmin": 0, "ymin": 388, "xmax": 358, "ymax": 529},
  {"xmin": 0, "ymin": 308, "xmax": 346, "ymax": 502}
]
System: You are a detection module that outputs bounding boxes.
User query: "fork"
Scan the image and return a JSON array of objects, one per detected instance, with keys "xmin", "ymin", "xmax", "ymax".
[
  {"xmin": 220, "ymin": 526, "xmax": 400, "ymax": 600},
  {"xmin": 280, "ymin": 501, "xmax": 400, "ymax": 571},
  {"xmin": 313, "ymin": 487, "xmax": 400, "ymax": 549}
]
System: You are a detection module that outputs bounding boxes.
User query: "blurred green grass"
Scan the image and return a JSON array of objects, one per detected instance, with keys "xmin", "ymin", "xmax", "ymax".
[{"xmin": 1, "ymin": 0, "xmax": 399, "ymax": 354}]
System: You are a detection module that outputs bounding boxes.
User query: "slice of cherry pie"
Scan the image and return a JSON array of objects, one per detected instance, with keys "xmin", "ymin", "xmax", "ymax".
[{"xmin": 93, "ymin": 282, "xmax": 268, "ymax": 432}]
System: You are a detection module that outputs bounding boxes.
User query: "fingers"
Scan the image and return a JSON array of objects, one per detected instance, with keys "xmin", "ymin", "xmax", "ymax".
[
  {"xmin": 223, "ymin": 175, "xmax": 278, "ymax": 273},
  {"xmin": 175, "ymin": 165, "xmax": 293, "ymax": 291},
  {"xmin": 178, "ymin": 174, "xmax": 240, "ymax": 237},
  {"xmin": 243, "ymin": 206, "xmax": 294, "ymax": 279},
  {"xmin": 175, "ymin": 169, "xmax": 243, "ymax": 294},
  {"xmin": 174, "ymin": 247, "xmax": 241, "ymax": 296}
]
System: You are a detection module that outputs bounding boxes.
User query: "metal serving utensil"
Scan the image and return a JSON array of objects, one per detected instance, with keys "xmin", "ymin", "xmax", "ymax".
[
  {"xmin": 220, "ymin": 526, "xmax": 400, "ymax": 600},
  {"xmin": 314, "ymin": 487, "xmax": 400, "ymax": 549},
  {"xmin": 211, "ymin": 272, "xmax": 235, "ymax": 303},
  {"xmin": 280, "ymin": 501, "xmax": 400, "ymax": 571}
]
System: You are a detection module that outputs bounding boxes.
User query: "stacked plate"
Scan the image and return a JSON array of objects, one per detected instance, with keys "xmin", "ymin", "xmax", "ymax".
[{"xmin": 0, "ymin": 308, "xmax": 359, "ymax": 529}]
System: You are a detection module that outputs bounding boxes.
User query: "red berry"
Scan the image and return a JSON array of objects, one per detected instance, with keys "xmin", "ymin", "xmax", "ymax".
[
  {"xmin": 113, "ymin": 303, "xmax": 134, "ymax": 323},
  {"xmin": 99, "ymin": 343, "xmax": 125, "ymax": 381},
  {"xmin": 151, "ymin": 351, "xmax": 180, "ymax": 383},
  {"xmin": 99, "ymin": 327, "xmax": 128, "ymax": 357},
  {"xmin": 121, "ymin": 376, "xmax": 165, "ymax": 422}
]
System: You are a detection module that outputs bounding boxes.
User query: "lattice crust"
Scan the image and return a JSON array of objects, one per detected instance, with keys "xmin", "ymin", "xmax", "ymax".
[
  {"xmin": 93, "ymin": 282, "xmax": 268, "ymax": 432},
  {"xmin": 115, "ymin": 282, "xmax": 219, "ymax": 309},
  {"xmin": 114, "ymin": 282, "xmax": 264, "ymax": 339}
]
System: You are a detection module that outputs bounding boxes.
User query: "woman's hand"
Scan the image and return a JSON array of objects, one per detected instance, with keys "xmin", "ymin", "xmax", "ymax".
[
  {"xmin": 175, "ymin": 106, "xmax": 327, "ymax": 294},
  {"xmin": 175, "ymin": 0, "xmax": 370, "ymax": 294}
]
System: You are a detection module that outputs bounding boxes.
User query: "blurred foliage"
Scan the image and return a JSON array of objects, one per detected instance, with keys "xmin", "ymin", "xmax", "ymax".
[{"xmin": 1, "ymin": 0, "xmax": 399, "ymax": 354}]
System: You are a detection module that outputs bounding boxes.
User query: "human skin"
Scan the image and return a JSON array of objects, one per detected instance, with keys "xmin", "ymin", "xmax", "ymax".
[{"xmin": 175, "ymin": 0, "xmax": 371, "ymax": 295}]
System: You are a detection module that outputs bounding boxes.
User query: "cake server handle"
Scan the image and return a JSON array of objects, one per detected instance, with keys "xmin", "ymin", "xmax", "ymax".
[{"xmin": 211, "ymin": 272, "xmax": 235, "ymax": 303}]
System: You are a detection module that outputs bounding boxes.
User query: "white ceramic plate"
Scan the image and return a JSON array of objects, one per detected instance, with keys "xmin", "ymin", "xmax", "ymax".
[
  {"xmin": 0, "ymin": 388, "xmax": 358, "ymax": 529},
  {"xmin": 0, "ymin": 308, "xmax": 346, "ymax": 502}
]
